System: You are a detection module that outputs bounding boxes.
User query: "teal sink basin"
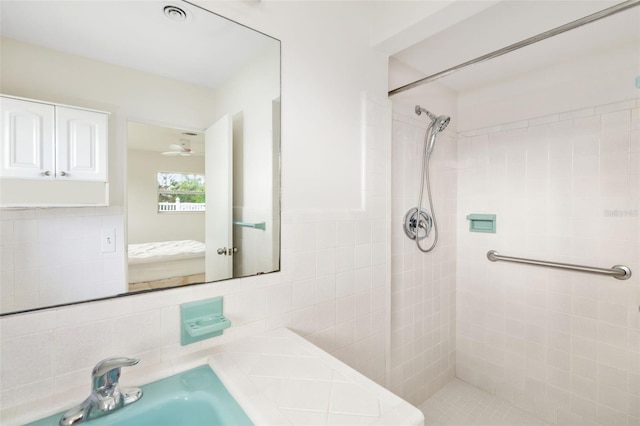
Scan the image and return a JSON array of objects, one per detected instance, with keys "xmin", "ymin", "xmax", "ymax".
[{"xmin": 29, "ymin": 365, "xmax": 253, "ymax": 426}]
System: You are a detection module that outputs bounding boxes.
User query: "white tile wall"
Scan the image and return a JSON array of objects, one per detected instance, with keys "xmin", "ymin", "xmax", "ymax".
[
  {"xmin": 390, "ymin": 110, "xmax": 457, "ymax": 406},
  {"xmin": 456, "ymin": 98, "xmax": 640, "ymax": 426},
  {"xmin": 0, "ymin": 207, "xmax": 125, "ymax": 313},
  {"xmin": 0, "ymin": 94, "xmax": 392, "ymax": 423}
]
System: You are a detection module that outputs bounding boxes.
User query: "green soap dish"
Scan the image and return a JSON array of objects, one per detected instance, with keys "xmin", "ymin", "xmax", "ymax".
[
  {"xmin": 466, "ymin": 214, "xmax": 497, "ymax": 233},
  {"xmin": 185, "ymin": 314, "xmax": 231, "ymax": 337},
  {"xmin": 181, "ymin": 297, "xmax": 231, "ymax": 345}
]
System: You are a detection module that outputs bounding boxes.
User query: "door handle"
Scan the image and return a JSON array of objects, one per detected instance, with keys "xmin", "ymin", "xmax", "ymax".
[{"xmin": 217, "ymin": 247, "xmax": 238, "ymax": 256}]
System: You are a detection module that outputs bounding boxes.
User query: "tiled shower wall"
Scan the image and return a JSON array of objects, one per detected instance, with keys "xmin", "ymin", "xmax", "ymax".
[
  {"xmin": 456, "ymin": 99, "xmax": 640, "ymax": 425},
  {"xmin": 390, "ymin": 110, "xmax": 457, "ymax": 406}
]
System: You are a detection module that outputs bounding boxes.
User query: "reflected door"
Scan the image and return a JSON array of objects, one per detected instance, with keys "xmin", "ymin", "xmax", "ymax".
[{"xmin": 205, "ymin": 114, "xmax": 233, "ymax": 281}]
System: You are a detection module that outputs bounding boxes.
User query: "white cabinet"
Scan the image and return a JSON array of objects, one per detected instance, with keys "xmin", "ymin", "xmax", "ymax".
[
  {"xmin": 1, "ymin": 96, "xmax": 108, "ymax": 181},
  {"xmin": 55, "ymin": 106, "xmax": 108, "ymax": 181},
  {"xmin": 0, "ymin": 97, "xmax": 54, "ymax": 179}
]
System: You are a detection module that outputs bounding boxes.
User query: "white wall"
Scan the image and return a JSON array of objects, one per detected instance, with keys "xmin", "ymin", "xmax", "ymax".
[
  {"xmin": 127, "ymin": 149, "xmax": 205, "ymax": 244},
  {"xmin": 455, "ymin": 36, "xmax": 639, "ymax": 424},
  {"xmin": 213, "ymin": 49, "xmax": 280, "ymax": 276},
  {"xmin": 457, "ymin": 41, "xmax": 640, "ymax": 132},
  {"xmin": 200, "ymin": 1, "xmax": 389, "ymax": 210},
  {"xmin": 0, "ymin": 2, "xmax": 393, "ymax": 424}
]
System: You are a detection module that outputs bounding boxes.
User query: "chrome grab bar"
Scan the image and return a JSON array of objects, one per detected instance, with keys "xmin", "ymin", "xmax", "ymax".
[{"xmin": 487, "ymin": 250, "xmax": 632, "ymax": 280}]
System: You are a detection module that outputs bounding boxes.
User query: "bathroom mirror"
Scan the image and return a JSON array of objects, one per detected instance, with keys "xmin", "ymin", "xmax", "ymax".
[{"xmin": 0, "ymin": 1, "xmax": 280, "ymax": 314}]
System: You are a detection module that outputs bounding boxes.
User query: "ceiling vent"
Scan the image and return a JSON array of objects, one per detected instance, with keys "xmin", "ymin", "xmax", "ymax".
[{"xmin": 163, "ymin": 5, "xmax": 188, "ymax": 22}]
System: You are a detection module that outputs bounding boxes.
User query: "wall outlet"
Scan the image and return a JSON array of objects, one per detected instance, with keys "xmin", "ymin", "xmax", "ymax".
[{"xmin": 101, "ymin": 228, "xmax": 116, "ymax": 253}]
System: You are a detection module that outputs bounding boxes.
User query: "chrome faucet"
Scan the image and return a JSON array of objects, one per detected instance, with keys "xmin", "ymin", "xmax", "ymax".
[{"xmin": 59, "ymin": 357, "xmax": 143, "ymax": 425}]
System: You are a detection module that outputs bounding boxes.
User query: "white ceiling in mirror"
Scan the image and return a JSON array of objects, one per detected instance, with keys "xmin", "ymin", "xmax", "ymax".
[
  {"xmin": 128, "ymin": 121, "xmax": 205, "ymax": 154},
  {"xmin": 391, "ymin": 0, "xmax": 640, "ymax": 93},
  {"xmin": 0, "ymin": 1, "xmax": 274, "ymax": 89}
]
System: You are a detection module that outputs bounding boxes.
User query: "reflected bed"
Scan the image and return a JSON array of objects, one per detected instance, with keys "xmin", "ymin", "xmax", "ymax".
[{"xmin": 128, "ymin": 240, "xmax": 206, "ymax": 291}]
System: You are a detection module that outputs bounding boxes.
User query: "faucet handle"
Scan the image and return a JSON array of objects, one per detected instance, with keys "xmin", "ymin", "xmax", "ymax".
[{"xmin": 92, "ymin": 357, "xmax": 139, "ymax": 390}]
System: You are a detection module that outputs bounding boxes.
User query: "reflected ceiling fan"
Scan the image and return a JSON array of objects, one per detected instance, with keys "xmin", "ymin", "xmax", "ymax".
[{"xmin": 161, "ymin": 139, "xmax": 202, "ymax": 156}]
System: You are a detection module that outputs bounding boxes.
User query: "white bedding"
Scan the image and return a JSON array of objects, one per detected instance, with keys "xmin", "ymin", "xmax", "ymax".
[
  {"xmin": 128, "ymin": 240, "xmax": 205, "ymax": 265},
  {"xmin": 127, "ymin": 240, "xmax": 206, "ymax": 283}
]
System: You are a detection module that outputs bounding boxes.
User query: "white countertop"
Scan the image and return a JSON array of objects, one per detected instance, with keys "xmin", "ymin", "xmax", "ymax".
[
  {"xmin": 3, "ymin": 328, "xmax": 423, "ymax": 426},
  {"xmin": 208, "ymin": 328, "xmax": 424, "ymax": 426}
]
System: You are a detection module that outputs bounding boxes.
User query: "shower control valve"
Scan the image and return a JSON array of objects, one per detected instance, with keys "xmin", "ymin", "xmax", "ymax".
[{"xmin": 403, "ymin": 207, "xmax": 433, "ymax": 241}]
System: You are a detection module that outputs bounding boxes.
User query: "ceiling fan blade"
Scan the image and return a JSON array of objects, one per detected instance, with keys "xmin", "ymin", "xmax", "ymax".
[{"xmin": 161, "ymin": 151, "xmax": 181, "ymax": 156}]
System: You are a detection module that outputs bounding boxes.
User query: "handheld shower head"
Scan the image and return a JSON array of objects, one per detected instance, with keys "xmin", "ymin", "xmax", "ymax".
[
  {"xmin": 416, "ymin": 105, "xmax": 451, "ymax": 156},
  {"xmin": 434, "ymin": 115, "xmax": 450, "ymax": 133},
  {"xmin": 425, "ymin": 115, "xmax": 450, "ymax": 156}
]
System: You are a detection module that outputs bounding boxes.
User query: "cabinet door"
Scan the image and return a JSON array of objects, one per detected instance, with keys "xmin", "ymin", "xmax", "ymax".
[
  {"xmin": 56, "ymin": 106, "xmax": 108, "ymax": 181},
  {"xmin": 0, "ymin": 97, "xmax": 55, "ymax": 179}
]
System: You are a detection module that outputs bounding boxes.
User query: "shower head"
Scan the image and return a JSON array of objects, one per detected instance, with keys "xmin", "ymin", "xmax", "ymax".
[
  {"xmin": 434, "ymin": 115, "xmax": 450, "ymax": 133},
  {"xmin": 416, "ymin": 105, "xmax": 451, "ymax": 156},
  {"xmin": 415, "ymin": 105, "xmax": 450, "ymax": 133},
  {"xmin": 425, "ymin": 114, "xmax": 450, "ymax": 156}
]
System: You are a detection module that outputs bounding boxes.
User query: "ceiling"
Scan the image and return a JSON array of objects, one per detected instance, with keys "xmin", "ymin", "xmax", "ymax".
[
  {"xmin": 390, "ymin": 0, "xmax": 640, "ymax": 94},
  {"xmin": 3, "ymin": 1, "xmax": 636, "ymax": 97},
  {"xmin": 128, "ymin": 121, "xmax": 205, "ymax": 154},
  {"xmin": 0, "ymin": 0, "xmax": 278, "ymax": 89}
]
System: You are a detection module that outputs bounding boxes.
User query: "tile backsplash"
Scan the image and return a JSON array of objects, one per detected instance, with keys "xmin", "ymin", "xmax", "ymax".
[{"xmin": 0, "ymin": 206, "xmax": 125, "ymax": 313}]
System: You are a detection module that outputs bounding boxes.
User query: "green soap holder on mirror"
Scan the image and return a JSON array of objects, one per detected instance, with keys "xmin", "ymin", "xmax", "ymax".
[{"xmin": 180, "ymin": 297, "xmax": 231, "ymax": 345}]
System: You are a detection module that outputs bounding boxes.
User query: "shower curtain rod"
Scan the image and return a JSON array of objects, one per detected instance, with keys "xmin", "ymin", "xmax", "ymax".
[{"xmin": 388, "ymin": 0, "xmax": 640, "ymax": 96}]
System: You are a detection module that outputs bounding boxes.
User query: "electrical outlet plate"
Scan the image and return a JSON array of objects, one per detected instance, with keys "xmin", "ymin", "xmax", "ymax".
[{"xmin": 101, "ymin": 228, "xmax": 116, "ymax": 252}]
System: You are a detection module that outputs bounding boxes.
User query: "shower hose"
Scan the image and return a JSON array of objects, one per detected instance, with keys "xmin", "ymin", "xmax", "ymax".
[{"xmin": 416, "ymin": 123, "xmax": 438, "ymax": 253}]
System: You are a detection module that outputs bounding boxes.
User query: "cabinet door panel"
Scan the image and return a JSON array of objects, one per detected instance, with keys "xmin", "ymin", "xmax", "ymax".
[
  {"xmin": 0, "ymin": 97, "xmax": 54, "ymax": 178},
  {"xmin": 56, "ymin": 106, "xmax": 108, "ymax": 181}
]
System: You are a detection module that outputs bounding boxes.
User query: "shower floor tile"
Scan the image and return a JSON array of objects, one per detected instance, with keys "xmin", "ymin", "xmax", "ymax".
[{"xmin": 419, "ymin": 379, "xmax": 550, "ymax": 426}]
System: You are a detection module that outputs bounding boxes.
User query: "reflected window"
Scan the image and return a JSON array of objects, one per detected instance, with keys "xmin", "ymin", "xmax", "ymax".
[{"xmin": 157, "ymin": 172, "xmax": 206, "ymax": 212}]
